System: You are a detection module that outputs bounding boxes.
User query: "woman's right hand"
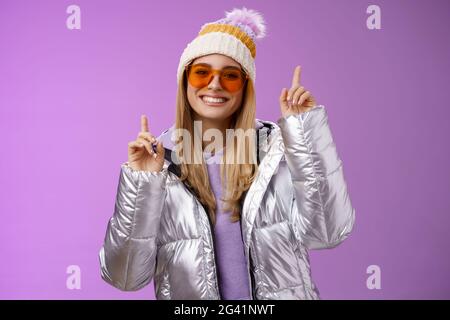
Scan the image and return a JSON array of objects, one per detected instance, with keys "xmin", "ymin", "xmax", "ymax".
[{"xmin": 128, "ymin": 115, "xmax": 165, "ymax": 172}]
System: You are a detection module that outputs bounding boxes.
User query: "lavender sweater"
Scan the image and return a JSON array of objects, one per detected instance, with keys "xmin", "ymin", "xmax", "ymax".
[{"xmin": 204, "ymin": 150, "xmax": 252, "ymax": 300}]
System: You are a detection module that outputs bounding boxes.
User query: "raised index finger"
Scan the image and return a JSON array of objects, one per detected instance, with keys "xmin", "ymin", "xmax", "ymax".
[
  {"xmin": 291, "ymin": 65, "xmax": 302, "ymax": 87},
  {"xmin": 141, "ymin": 114, "xmax": 149, "ymax": 132}
]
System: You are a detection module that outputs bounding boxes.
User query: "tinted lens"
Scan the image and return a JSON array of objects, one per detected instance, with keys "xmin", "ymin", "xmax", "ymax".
[
  {"xmin": 221, "ymin": 68, "xmax": 245, "ymax": 92},
  {"xmin": 187, "ymin": 65, "xmax": 212, "ymax": 88}
]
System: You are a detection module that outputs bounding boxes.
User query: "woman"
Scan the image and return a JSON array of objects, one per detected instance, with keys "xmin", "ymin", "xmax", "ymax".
[{"xmin": 99, "ymin": 7, "xmax": 355, "ymax": 300}]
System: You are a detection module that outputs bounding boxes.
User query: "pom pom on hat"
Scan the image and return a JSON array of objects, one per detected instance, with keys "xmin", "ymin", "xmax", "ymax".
[
  {"xmin": 224, "ymin": 7, "xmax": 266, "ymax": 40},
  {"xmin": 200, "ymin": 7, "xmax": 267, "ymax": 41}
]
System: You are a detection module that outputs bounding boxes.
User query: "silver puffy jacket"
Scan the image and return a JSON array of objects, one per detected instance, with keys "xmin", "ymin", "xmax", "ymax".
[{"xmin": 99, "ymin": 105, "xmax": 355, "ymax": 300}]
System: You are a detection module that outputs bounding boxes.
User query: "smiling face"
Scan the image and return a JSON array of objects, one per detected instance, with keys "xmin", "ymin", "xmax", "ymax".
[{"xmin": 186, "ymin": 54, "xmax": 246, "ymax": 124}]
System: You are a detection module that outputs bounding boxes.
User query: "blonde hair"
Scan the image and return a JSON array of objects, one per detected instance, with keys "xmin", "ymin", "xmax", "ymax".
[{"xmin": 174, "ymin": 64, "xmax": 258, "ymax": 225}]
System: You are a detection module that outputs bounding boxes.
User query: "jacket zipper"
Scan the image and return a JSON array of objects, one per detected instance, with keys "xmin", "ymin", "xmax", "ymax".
[
  {"xmin": 197, "ymin": 200, "xmax": 222, "ymax": 299},
  {"xmin": 240, "ymin": 214, "xmax": 255, "ymax": 300},
  {"xmin": 239, "ymin": 127, "xmax": 263, "ymax": 300}
]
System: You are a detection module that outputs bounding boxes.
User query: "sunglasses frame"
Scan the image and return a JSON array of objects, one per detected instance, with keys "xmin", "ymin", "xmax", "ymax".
[{"xmin": 184, "ymin": 63, "xmax": 249, "ymax": 92}]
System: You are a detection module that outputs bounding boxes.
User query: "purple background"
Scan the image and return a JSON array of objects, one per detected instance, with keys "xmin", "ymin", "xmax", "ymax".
[{"xmin": 1, "ymin": 0, "xmax": 449, "ymax": 299}]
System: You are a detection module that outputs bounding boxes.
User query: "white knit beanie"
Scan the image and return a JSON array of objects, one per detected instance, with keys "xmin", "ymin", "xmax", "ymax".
[{"xmin": 176, "ymin": 7, "xmax": 267, "ymax": 85}]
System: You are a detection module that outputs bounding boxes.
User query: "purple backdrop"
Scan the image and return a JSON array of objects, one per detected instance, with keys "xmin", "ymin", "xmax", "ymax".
[{"xmin": 1, "ymin": 0, "xmax": 449, "ymax": 300}]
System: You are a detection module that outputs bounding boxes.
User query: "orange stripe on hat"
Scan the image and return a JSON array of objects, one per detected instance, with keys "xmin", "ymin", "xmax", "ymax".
[{"xmin": 198, "ymin": 23, "xmax": 257, "ymax": 59}]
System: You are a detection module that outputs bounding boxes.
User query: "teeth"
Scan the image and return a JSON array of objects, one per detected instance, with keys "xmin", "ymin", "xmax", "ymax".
[{"xmin": 202, "ymin": 96, "xmax": 226, "ymax": 103}]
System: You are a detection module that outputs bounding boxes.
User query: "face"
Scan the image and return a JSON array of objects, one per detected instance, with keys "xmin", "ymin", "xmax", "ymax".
[{"xmin": 186, "ymin": 54, "xmax": 246, "ymax": 123}]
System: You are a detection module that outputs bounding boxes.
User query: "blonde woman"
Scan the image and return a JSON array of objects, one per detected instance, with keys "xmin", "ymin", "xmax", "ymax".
[{"xmin": 99, "ymin": 7, "xmax": 355, "ymax": 300}]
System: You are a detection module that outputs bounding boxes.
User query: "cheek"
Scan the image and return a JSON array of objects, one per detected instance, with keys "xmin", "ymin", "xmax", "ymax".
[
  {"xmin": 187, "ymin": 85, "xmax": 194, "ymax": 100},
  {"xmin": 231, "ymin": 91, "xmax": 244, "ymax": 109},
  {"xmin": 186, "ymin": 86, "xmax": 199, "ymax": 107}
]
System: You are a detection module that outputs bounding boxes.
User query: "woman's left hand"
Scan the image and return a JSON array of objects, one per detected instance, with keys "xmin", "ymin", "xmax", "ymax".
[{"xmin": 279, "ymin": 65, "xmax": 317, "ymax": 118}]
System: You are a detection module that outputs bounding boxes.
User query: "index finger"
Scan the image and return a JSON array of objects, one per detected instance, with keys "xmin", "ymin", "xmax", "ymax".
[
  {"xmin": 291, "ymin": 65, "xmax": 302, "ymax": 87},
  {"xmin": 141, "ymin": 114, "xmax": 149, "ymax": 132}
]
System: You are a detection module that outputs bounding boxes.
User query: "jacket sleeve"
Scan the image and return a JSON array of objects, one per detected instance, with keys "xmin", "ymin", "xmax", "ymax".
[
  {"xmin": 277, "ymin": 105, "xmax": 355, "ymax": 250},
  {"xmin": 99, "ymin": 162, "xmax": 168, "ymax": 291}
]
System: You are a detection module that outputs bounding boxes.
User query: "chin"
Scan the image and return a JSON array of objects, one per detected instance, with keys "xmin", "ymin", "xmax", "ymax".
[
  {"xmin": 194, "ymin": 98, "xmax": 233, "ymax": 119},
  {"xmin": 196, "ymin": 108, "xmax": 231, "ymax": 121}
]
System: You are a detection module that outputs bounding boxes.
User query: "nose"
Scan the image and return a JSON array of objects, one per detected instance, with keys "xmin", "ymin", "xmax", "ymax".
[{"xmin": 208, "ymin": 74, "xmax": 222, "ymax": 90}]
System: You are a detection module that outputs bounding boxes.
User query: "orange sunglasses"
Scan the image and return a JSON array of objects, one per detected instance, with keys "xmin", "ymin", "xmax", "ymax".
[{"xmin": 185, "ymin": 63, "xmax": 249, "ymax": 93}]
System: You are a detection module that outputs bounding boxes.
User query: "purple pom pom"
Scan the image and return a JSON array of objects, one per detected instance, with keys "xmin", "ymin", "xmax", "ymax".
[{"xmin": 224, "ymin": 7, "xmax": 266, "ymax": 40}]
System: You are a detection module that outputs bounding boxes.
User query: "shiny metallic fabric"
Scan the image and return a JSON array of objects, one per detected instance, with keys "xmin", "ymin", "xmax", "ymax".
[{"xmin": 99, "ymin": 105, "xmax": 356, "ymax": 299}]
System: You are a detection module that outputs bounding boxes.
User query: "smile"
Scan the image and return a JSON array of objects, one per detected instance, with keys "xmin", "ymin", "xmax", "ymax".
[{"xmin": 200, "ymin": 95, "xmax": 229, "ymax": 106}]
